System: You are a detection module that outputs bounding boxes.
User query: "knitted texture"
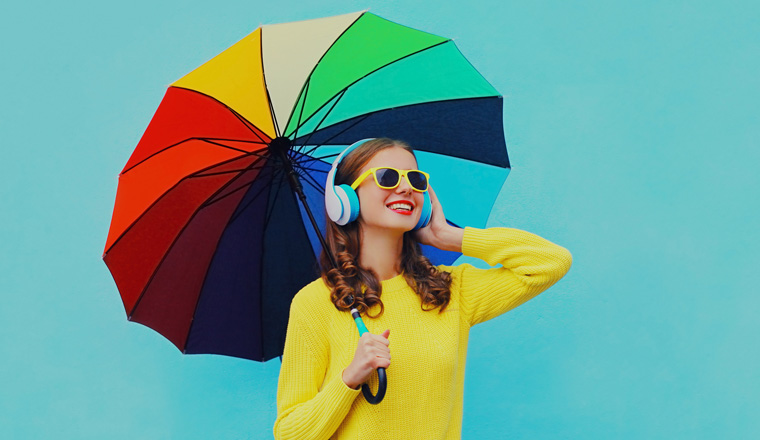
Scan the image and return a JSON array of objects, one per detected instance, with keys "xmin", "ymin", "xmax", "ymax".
[{"xmin": 274, "ymin": 227, "xmax": 572, "ymax": 439}]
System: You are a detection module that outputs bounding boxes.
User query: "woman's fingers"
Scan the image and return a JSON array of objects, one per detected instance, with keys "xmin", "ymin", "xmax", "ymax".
[
  {"xmin": 358, "ymin": 333, "xmax": 389, "ymax": 348},
  {"xmin": 428, "ymin": 184, "xmax": 439, "ymax": 205},
  {"xmin": 374, "ymin": 357, "xmax": 391, "ymax": 369},
  {"xmin": 369, "ymin": 349, "xmax": 389, "ymax": 366},
  {"xmin": 373, "ymin": 346, "xmax": 390, "ymax": 358},
  {"xmin": 370, "ymin": 334, "xmax": 390, "ymax": 347},
  {"xmin": 344, "ymin": 329, "xmax": 392, "ymax": 387},
  {"xmin": 361, "ymin": 333, "xmax": 391, "ymax": 366},
  {"xmin": 343, "ymin": 330, "xmax": 391, "ymax": 388},
  {"xmin": 427, "ymin": 185, "xmax": 446, "ymax": 224},
  {"xmin": 364, "ymin": 339, "xmax": 390, "ymax": 356}
]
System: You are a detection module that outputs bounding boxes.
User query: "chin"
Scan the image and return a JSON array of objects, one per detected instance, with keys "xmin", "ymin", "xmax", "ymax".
[
  {"xmin": 363, "ymin": 218, "xmax": 417, "ymax": 234},
  {"xmin": 361, "ymin": 208, "xmax": 421, "ymax": 233},
  {"xmin": 387, "ymin": 217, "xmax": 420, "ymax": 232}
]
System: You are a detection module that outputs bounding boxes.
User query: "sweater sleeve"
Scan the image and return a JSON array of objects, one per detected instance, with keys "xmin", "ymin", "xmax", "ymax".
[
  {"xmin": 273, "ymin": 292, "xmax": 360, "ymax": 440},
  {"xmin": 456, "ymin": 227, "xmax": 573, "ymax": 327}
]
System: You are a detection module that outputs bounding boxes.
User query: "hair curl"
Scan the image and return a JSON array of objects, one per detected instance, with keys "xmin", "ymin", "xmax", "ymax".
[{"xmin": 319, "ymin": 138, "xmax": 452, "ymax": 317}]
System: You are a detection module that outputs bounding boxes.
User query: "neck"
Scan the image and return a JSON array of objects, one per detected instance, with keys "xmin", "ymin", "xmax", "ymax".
[{"xmin": 358, "ymin": 225, "xmax": 404, "ymax": 281}]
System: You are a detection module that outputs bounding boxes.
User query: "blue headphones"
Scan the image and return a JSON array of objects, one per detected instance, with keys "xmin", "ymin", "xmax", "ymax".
[{"xmin": 324, "ymin": 139, "xmax": 432, "ymax": 230}]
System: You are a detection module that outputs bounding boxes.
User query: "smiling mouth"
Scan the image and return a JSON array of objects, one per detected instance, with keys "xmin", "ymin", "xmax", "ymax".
[{"xmin": 386, "ymin": 202, "xmax": 414, "ymax": 215}]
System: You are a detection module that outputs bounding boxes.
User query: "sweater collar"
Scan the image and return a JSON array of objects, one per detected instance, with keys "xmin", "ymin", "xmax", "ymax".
[{"xmin": 380, "ymin": 273, "xmax": 409, "ymax": 293}]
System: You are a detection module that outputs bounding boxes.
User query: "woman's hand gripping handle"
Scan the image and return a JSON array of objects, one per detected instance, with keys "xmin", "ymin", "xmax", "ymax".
[{"xmin": 342, "ymin": 308, "xmax": 389, "ymax": 404}]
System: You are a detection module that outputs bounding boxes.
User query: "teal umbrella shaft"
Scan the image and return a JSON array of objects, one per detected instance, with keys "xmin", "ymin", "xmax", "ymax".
[{"xmin": 351, "ymin": 309, "xmax": 369, "ymax": 335}]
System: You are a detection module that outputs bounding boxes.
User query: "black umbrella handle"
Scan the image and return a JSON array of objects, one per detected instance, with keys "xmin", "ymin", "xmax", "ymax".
[{"xmin": 361, "ymin": 367, "xmax": 387, "ymax": 404}]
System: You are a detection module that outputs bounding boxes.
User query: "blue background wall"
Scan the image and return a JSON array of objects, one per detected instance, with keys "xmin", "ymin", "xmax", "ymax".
[{"xmin": 2, "ymin": 0, "xmax": 757, "ymax": 438}]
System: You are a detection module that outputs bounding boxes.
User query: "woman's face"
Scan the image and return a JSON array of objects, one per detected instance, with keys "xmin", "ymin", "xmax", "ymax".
[{"xmin": 354, "ymin": 146, "xmax": 425, "ymax": 234}]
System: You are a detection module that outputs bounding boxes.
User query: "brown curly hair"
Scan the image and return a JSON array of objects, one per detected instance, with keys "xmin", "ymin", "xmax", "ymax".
[{"xmin": 319, "ymin": 138, "xmax": 452, "ymax": 317}]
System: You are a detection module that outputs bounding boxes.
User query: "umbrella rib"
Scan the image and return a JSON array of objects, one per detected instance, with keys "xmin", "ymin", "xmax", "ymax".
[
  {"xmin": 213, "ymin": 174, "xmax": 269, "ymax": 217},
  {"xmin": 105, "ymin": 152, "xmax": 265, "ymax": 255},
  {"xmin": 261, "ymin": 168, "xmax": 286, "ymax": 232},
  {"xmin": 296, "ymin": 169, "xmax": 326, "ymax": 195},
  {"xmin": 169, "ymin": 86, "xmax": 272, "ymax": 145},
  {"xmin": 258, "ymin": 31, "xmax": 281, "ymax": 138},
  {"xmin": 293, "ymin": 163, "xmax": 327, "ymax": 191},
  {"xmin": 300, "ymin": 152, "xmax": 340, "ymax": 163},
  {"xmin": 296, "ymin": 114, "xmax": 372, "ymax": 159},
  {"xmin": 290, "ymin": 152, "xmax": 336, "ymax": 172},
  {"xmin": 282, "ymin": 11, "xmax": 365, "ymax": 136},
  {"xmin": 189, "ymin": 151, "xmax": 269, "ymax": 178},
  {"xmin": 299, "ymin": 145, "xmax": 326, "ymax": 159},
  {"xmin": 226, "ymin": 166, "xmax": 280, "ymax": 226},
  {"xmin": 200, "ymin": 137, "xmax": 268, "ymax": 146},
  {"xmin": 199, "ymin": 139, "xmax": 269, "ymax": 156},
  {"xmin": 191, "ymin": 168, "xmax": 256, "ymax": 178},
  {"xmin": 297, "ymin": 98, "xmax": 501, "ymax": 155},
  {"xmin": 230, "ymin": 111, "xmax": 270, "ymax": 145},
  {"xmin": 291, "ymin": 149, "xmax": 326, "ymax": 164},
  {"xmin": 313, "ymin": 113, "xmax": 371, "ymax": 146},
  {"xmin": 296, "ymin": 89, "xmax": 348, "ymax": 152},
  {"xmin": 122, "ymin": 137, "xmax": 265, "ymax": 175},
  {"xmin": 291, "ymin": 79, "xmax": 311, "ymax": 142},
  {"xmin": 187, "ymin": 153, "xmax": 270, "ymax": 180},
  {"xmin": 286, "ymin": 39, "xmax": 450, "ymax": 139},
  {"xmin": 293, "ymin": 96, "xmax": 508, "ymax": 163},
  {"xmin": 181, "ymin": 169, "xmax": 274, "ymax": 357},
  {"xmin": 298, "ymin": 144, "xmax": 336, "ymax": 160},
  {"xmin": 293, "ymin": 113, "xmax": 372, "ymax": 163},
  {"xmin": 313, "ymin": 153, "xmax": 340, "ymax": 161},
  {"xmin": 308, "ymin": 95, "xmax": 500, "ymax": 121},
  {"xmin": 198, "ymin": 175, "xmax": 257, "ymax": 209},
  {"xmin": 293, "ymin": 164, "xmax": 329, "ymax": 174},
  {"xmin": 267, "ymin": 87, "xmax": 280, "ymax": 138},
  {"xmin": 197, "ymin": 161, "xmax": 271, "ymax": 209},
  {"xmin": 291, "ymin": 150, "xmax": 325, "ymax": 165},
  {"xmin": 125, "ymin": 154, "xmax": 269, "ymax": 320}
]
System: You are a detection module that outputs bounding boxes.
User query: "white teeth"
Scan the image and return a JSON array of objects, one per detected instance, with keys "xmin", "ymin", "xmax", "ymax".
[{"xmin": 387, "ymin": 203, "xmax": 412, "ymax": 211}]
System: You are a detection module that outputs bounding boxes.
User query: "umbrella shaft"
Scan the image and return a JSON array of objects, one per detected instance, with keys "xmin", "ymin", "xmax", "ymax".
[
  {"xmin": 274, "ymin": 148, "xmax": 338, "ymax": 270},
  {"xmin": 274, "ymin": 148, "xmax": 303, "ymax": 193}
]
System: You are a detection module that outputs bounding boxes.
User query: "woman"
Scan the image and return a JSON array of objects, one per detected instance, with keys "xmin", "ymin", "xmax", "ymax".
[{"xmin": 274, "ymin": 138, "xmax": 572, "ymax": 439}]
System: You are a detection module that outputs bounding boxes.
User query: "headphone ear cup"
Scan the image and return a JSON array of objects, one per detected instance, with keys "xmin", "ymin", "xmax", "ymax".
[
  {"xmin": 325, "ymin": 185, "xmax": 343, "ymax": 223},
  {"xmin": 336, "ymin": 184, "xmax": 360, "ymax": 225},
  {"xmin": 412, "ymin": 191, "xmax": 432, "ymax": 231}
]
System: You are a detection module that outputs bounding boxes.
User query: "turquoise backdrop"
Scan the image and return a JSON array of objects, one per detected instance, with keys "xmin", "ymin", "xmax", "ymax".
[{"xmin": 2, "ymin": 0, "xmax": 757, "ymax": 438}]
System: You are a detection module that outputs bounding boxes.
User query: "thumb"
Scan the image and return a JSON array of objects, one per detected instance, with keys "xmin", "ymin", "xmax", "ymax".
[{"xmin": 381, "ymin": 329, "xmax": 390, "ymax": 339}]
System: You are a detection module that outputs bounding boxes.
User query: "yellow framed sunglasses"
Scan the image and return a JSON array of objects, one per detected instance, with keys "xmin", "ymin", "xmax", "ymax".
[{"xmin": 350, "ymin": 167, "xmax": 430, "ymax": 192}]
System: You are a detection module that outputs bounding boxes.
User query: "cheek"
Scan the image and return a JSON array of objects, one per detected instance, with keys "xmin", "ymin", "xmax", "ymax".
[{"xmin": 356, "ymin": 186, "xmax": 383, "ymax": 211}]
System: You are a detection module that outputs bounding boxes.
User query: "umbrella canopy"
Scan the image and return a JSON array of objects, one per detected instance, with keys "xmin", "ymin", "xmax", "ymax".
[{"xmin": 104, "ymin": 11, "xmax": 511, "ymax": 362}]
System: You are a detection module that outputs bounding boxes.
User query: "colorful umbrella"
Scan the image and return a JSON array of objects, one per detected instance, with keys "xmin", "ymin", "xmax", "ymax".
[{"xmin": 103, "ymin": 11, "xmax": 510, "ymax": 363}]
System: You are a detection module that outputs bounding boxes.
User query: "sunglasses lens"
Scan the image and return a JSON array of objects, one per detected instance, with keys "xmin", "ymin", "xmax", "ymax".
[
  {"xmin": 375, "ymin": 168, "xmax": 400, "ymax": 188},
  {"xmin": 407, "ymin": 171, "xmax": 428, "ymax": 191}
]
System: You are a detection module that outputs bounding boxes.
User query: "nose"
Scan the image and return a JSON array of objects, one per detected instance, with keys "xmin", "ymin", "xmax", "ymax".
[{"xmin": 395, "ymin": 175, "xmax": 413, "ymax": 194}]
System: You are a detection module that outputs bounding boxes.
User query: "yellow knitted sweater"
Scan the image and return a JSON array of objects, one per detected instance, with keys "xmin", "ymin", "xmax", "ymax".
[{"xmin": 274, "ymin": 227, "xmax": 572, "ymax": 439}]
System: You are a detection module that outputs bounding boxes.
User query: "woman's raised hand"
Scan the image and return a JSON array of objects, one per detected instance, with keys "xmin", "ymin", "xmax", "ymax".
[
  {"xmin": 414, "ymin": 186, "xmax": 464, "ymax": 253},
  {"xmin": 342, "ymin": 329, "xmax": 391, "ymax": 390}
]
